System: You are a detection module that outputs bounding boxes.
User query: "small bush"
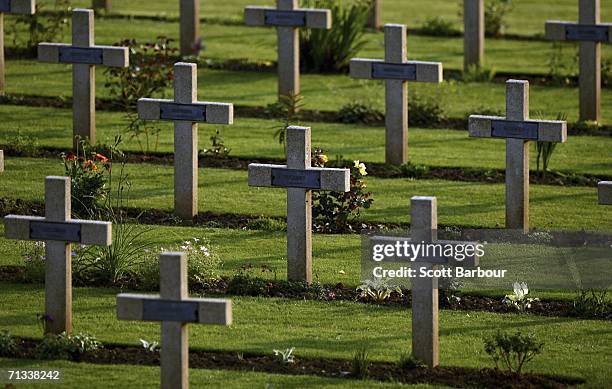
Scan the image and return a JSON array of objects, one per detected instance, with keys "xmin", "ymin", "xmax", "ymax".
[
  {"xmin": 397, "ymin": 353, "xmax": 426, "ymax": 370},
  {"xmin": 6, "ymin": 132, "xmax": 40, "ymax": 156},
  {"xmin": 246, "ymin": 217, "xmax": 287, "ymax": 232},
  {"xmin": 300, "ymin": 0, "xmax": 370, "ymax": 73},
  {"xmin": 227, "ymin": 265, "xmax": 274, "ymax": 296},
  {"xmin": 36, "ymin": 332, "xmax": 102, "ymax": 360},
  {"xmin": 572, "ymin": 289, "xmax": 611, "ymax": 318},
  {"xmin": 408, "ymin": 94, "xmax": 446, "ymax": 126},
  {"xmin": 483, "ymin": 331, "xmax": 544, "ymax": 374},
  {"xmin": 420, "ymin": 17, "xmax": 460, "ymax": 37},
  {"xmin": 0, "ymin": 331, "xmax": 19, "ymax": 357},
  {"xmin": 351, "ymin": 347, "xmax": 370, "ymax": 379},
  {"xmin": 7, "ymin": 0, "xmax": 71, "ymax": 52},
  {"xmin": 461, "ymin": 65, "xmax": 496, "ymax": 83},
  {"xmin": 400, "ymin": 162, "xmax": 430, "ymax": 179},
  {"xmin": 338, "ymin": 101, "xmax": 383, "ymax": 124},
  {"xmin": 484, "ymin": 0, "xmax": 514, "ymax": 37},
  {"xmin": 268, "ymin": 92, "xmax": 304, "ymax": 152},
  {"xmin": 535, "ymin": 112, "xmax": 566, "ymax": 179}
]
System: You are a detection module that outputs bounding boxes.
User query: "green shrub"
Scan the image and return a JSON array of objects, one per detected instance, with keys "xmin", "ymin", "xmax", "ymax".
[
  {"xmin": 461, "ymin": 65, "xmax": 496, "ymax": 82},
  {"xmin": 19, "ymin": 241, "xmax": 46, "ymax": 283},
  {"xmin": 483, "ymin": 331, "xmax": 544, "ymax": 374},
  {"xmin": 420, "ymin": 17, "xmax": 460, "ymax": 37},
  {"xmin": 338, "ymin": 101, "xmax": 383, "ymax": 124},
  {"xmin": 409, "ymin": 94, "xmax": 446, "ymax": 126},
  {"xmin": 0, "ymin": 331, "xmax": 19, "ymax": 357},
  {"xmin": 227, "ymin": 265, "xmax": 273, "ymax": 296},
  {"xmin": 397, "ymin": 353, "xmax": 426, "ymax": 370},
  {"xmin": 351, "ymin": 347, "xmax": 370, "ymax": 379},
  {"xmin": 245, "ymin": 217, "xmax": 288, "ymax": 232},
  {"xmin": 6, "ymin": 132, "xmax": 40, "ymax": 156},
  {"xmin": 268, "ymin": 92, "xmax": 304, "ymax": 152},
  {"xmin": 484, "ymin": 0, "xmax": 514, "ymax": 37},
  {"xmin": 400, "ymin": 162, "xmax": 430, "ymax": 179},
  {"xmin": 572, "ymin": 289, "xmax": 611, "ymax": 318},
  {"xmin": 7, "ymin": 0, "xmax": 71, "ymax": 52},
  {"xmin": 36, "ymin": 332, "xmax": 102, "ymax": 360},
  {"xmin": 535, "ymin": 112, "xmax": 566, "ymax": 179},
  {"xmin": 300, "ymin": 0, "xmax": 370, "ymax": 73}
]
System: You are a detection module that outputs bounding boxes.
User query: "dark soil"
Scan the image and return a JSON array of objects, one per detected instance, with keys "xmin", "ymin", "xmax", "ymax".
[{"xmin": 9, "ymin": 338, "xmax": 584, "ymax": 388}]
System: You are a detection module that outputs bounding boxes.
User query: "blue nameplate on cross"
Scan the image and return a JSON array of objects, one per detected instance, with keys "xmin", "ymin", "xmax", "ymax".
[
  {"xmin": 0, "ymin": 0, "xmax": 10, "ymax": 12},
  {"xmin": 142, "ymin": 300, "xmax": 199, "ymax": 322},
  {"xmin": 59, "ymin": 47, "xmax": 104, "ymax": 65},
  {"xmin": 491, "ymin": 120, "xmax": 539, "ymax": 140},
  {"xmin": 372, "ymin": 63, "xmax": 417, "ymax": 81},
  {"xmin": 30, "ymin": 222, "xmax": 82, "ymax": 242},
  {"xmin": 565, "ymin": 25, "xmax": 609, "ymax": 42},
  {"xmin": 271, "ymin": 169, "xmax": 321, "ymax": 189},
  {"xmin": 159, "ymin": 103, "xmax": 207, "ymax": 121},
  {"xmin": 264, "ymin": 10, "xmax": 306, "ymax": 27}
]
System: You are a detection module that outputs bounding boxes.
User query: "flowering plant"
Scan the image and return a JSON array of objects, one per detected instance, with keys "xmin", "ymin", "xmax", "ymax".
[{"xmin": 503, "ymin": 282, "xmax": 539, "ymax": 312}]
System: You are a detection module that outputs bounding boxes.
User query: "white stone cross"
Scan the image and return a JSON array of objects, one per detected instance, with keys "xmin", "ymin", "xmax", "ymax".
[
  {"xmin": 4, "ymin": 176, "xmax": 112, "ymax": 334},
  {"xmin": 0, "ymin": 149, "xmax": 3, "ymax": 172},
  {"xmin": 368, "ymin": 196, "xmax": 479, "ymax": 367},
  {"xmin": 117, "ymin": 252, "xmax": 232, "ymax": 389},
  {"xmin": 463, "ymin": 0, "xmax": 484, "ymax": 71},
  {"xmin": 245, "ymin": 0, "xmax": 332, "ymax": 101},
  {"xmin": 599, "ymin": 181, "xmax": 612, "ymax": 205},
  {"xmin": 0, "ymin": 0, "xmax": 35, "ymax": 95},
  {"xmin": 180, "ymin": 0, "xmax": 200, "ymax": 56},
  {"xmin": 138, "ymin": 62, "xmax": 233, "ymax": 223},
  {"xmin": 546, "ymin": 0, "xmax": 611, "ymax": 122},
  {"xmin": 350, "ymin": 24, "xmax": 443, "ymax": 165},
  {"xmin": 248, "ymin": 126, "xmax": 350, "ymax": 282},
  {"xmin": 469, "ymin": 80, "xmax": 568, "ymax": 232},
  {"xmin": 38, "ymin": 8, "xmax": 129, "ymax": 149}
]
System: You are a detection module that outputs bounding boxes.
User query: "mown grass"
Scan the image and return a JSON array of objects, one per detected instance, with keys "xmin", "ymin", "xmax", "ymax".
[
  {"xmin": 0, "ymin": 158, "xmax": 610, "ymax": 230},
  {"xmin": 0, "ymin": 283, "xmax": 610, "ymax": 387}
]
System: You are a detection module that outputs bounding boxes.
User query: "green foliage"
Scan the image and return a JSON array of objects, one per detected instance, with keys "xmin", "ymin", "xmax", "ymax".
[
  {"xmin": 572, "ymin": 289, "xmax": 611, "ymax": 318},
  {"xmin": 535, "ymin": 112, "xmax": 565, "ymax": 178},
  {"xmin": 36, "ymin": 332, "xmax": 102, "ymax": 360},
  {"xmin": 273, "ymin": 347, "xmax": 296, "ymax": 364},
  {"xmin": 484, "ymin": 0, "xmax": 514, "ymax": 37},
  {"xmin": 397, "ymin": 353, "xmax": 426, "ymax": 370},
  {"xmin": 356, "ymin": 278, "xmax": 402, "ymax": 304},
  {"xmin": 547, "ymin": 43, "xmax": 578, "ymax": 86},
  {"xmin": 338, "ymin": 101, "xmax": 383, "ymax": 124},
  {"xmin": 483, "ymin": 331, "xmax": 544, "ymax": 374},
  {"xmin": 19, "ymin": 241, "xmax": 47, "ymax": 283},
  {"xmin": 399, "ymin": 162, "xmax": 430, "ymax": 179},
  {"xmin": 351, "ymin": 347, "xmax": 370, "ymax": 379},
  {"xmin": 104, "ymin": 37, "xmax": 177, "ymax": 154},
  {"xmin": 408, "ymin": 93, "xmax": 446, "ymax": 126},
  {"xmin": 602, "ymin": 58, "xmax": 612, "ymax": 87},
  {"xmin": 202, "ymin": 129, "xmax": 231, "ymax": 158},
  {"xmin": 268, "ymin": 92, "xmax": 304, "ymax": 152},
  {"xmin": 502, "ymin": 282, "xmax": 539, "ymax": 313},
  {"xmin": 0, "ymin": 331, "xmax": 19, "ymax": 357},
  {"xmin": 7, "ymin": 0, "xmax": 71, "ymax": 52},
  {"xmin": 311, "ymin": 153, "xmax": 374, "ymax": 233},
  {"xmin": 5, "ymin": 131, "xmax": 40, "ymax": 156},
  {"xmin": 299, "ymin": 0, "xmax": 370, "ymax": 72},
  {"xmin": 227, "ymin": 264, "xmax": 274, "ymax": 296},
  {"xmin": 420, "ymin": 17, "xmax": 460, "ymax": 37},
  {"xmin": 461, "ymin": 65, "xmax": 496, "ymax": 83},
  {"xmin": 245, "ymin": 217, "xmax": 288, "ymax": 232}
]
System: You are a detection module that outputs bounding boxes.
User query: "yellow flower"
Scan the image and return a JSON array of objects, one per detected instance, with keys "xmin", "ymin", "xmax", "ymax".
[
  {"xmin": 320, "ymin": 154, "xmax": 329, "ymax": 164},
  {"xmin": 354, "ymin": 160, "xmax": 367, "ymax": 176}
]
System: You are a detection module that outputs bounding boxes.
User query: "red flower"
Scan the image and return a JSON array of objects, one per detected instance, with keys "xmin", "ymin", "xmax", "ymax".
[
  {"xmin": 95, "ymin": 153, "xmax": 109, "ymax": 163},
  {"xmin": 66, "ymin": 152, "xmax": 76, "ymax": 161},
  {"xmin": 84, "ymin": 160, "xmax": 98, "ymax": 171}
]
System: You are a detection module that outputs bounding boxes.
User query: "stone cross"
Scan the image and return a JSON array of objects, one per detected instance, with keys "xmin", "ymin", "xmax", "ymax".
[
  {"xmin": 245, "ymin": 0, "xmax": 332, "ymax": 101},
  {"xmin": 368, "ymin": 196, "xmax": 479, "ymax": 367},
  {"xmin": 92, "ymin": 0, "xmax": 111, "ymax": 12},
  {"xmin": 0, "ymin": 150, "xmax": 3, "ymax": 172},
  {"xmin": 367, "ymin": 0, "xmax": 381, "ymax": 30},
  {"xmin": 248, "ymin": 126, "xmax": 350, "ymax": 282},
  {"xmin": 545, "ymin": 0, "xmax": 611, "ymax": 122},
  {"xmin": 138, "ymin": 62, "xmax": 233, "ymax": 223},
  {"xmin": 350, "ymin": 24, "xmax": 443, "ymax": 165},
  {"xmin": 463, "ymin": 0, "xmax": 484, "ymax": 71},
  {"xmin": 599, "ymin": 181, "xmax": 612, "ymax": 205},
  {"xmin": 38, "ymin": 9, "xmax": 129, "ymax": 149},
  {"xmin": 117, "ymin": 252, "xmax": 232, "ymax": 389},
  {"xmin": 4, "ymin": 176, "xmax": 112, "ymax": 334},
  {"xmin": 0, "ymin": 0, "xmax": 35, "ymax": 96},
  {"xmin": 469, "ymin": 80, "xmax": 567, "ymax": 232},
  {"xmin": 180, "ymin": 0, "xmax": 200, "ymax": 56}
]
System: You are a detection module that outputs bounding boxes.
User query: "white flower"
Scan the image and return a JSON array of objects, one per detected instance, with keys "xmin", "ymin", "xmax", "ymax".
[
  {"xmin": 353, "ymin": 160, "xmax": 367, "ymax": 176},
  {"xmin": 199, "ymin": 246, "xmax": 210, "ymax": 257}
]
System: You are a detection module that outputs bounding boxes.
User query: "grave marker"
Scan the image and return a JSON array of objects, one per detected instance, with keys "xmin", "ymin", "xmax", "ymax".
[
  {"xmin": 546, "ymin": 0, "xmax": 611, "ymax": 122},
  {"xmin": 0, "ymin": 0, "xmax": 35, "ymax": 95},
  {"xmin": 138, "ymin": 62, "xmax": 233, "ymax": 222},
  {"xmin": 92, "ymin": 0, "xmax": 111, "ymax": 12},
  {"xmin": 4, "ymin": 176, "xmax": 112, "ymax": 334},
  {"xmin": 350, "ymin": 24, "xmax": 443, "ymax": 165},
  {"xmin": 469, "ymin": 80, "xmax": 568, "ymax": 232},
  {"xmin": 248, "ymin": 126, "xmax": 350, "ymax": 282},
  {"xmin": 368, "ymin": 196, "xmax": 479, "ymax": 367},
  {"xmin": 0, "ymin": 150, "xmax": 3, "ymax": 172},
  {"xmin": 117, "ymin": 252, "xmax": 232, "ymax": 389},
  {"xmin": 180, "ymin": 0, "xmax": 200, "ymax": 56},
  {"xmin": 245, "ymin": 0, "xmax": 332, "ymax": 102},
  {"xmin": 463, "ymin": 0, "xmax": 484, "ymax": 71},
  {"xmin": 367, "ymin": 0, "xmax": 380, "ymax": 30},
  {"xmin": 598, "ymin": 181, "xmax": 612, "ymax": 205},
  {"xmin": 38, "ymin": 9, "xmax": 129, "ymax": 149}
]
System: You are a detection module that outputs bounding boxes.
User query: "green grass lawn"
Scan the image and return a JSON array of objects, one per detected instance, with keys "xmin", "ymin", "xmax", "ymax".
[
  {"xmin": 0, "ymin": 283, "xmax": 610, "ymax": 387},
  {"xmin": 0, "ymin": 158, "xmax": 610, "ymax": 230}
]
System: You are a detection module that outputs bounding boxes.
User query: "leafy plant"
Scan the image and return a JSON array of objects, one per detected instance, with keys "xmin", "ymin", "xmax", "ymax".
[
  {"xmin": 36, "ymin": 332, "xmax": 102, "ymax": 360},
  {"xmin": 351, "ymin": 347, "xmax": 370, "ymax": 379},
  {"xmin": 273, "ymin": 347, "xmax": 296, "ymax": 364},
  {"xmin": 461, "ymin": 65, "xmax": 496, "ymax": 82},
  {"xmin": 312, "ymin": 153, "xmax": 374, "ymax": 233},
  {"xmin": 201, "ymin": 129, "xmax": 231, "ymax": 158},
  {"xmin": 356, "ymin": 278, "xmax": 402, "ymax": 304},
  {"xmin": 299, "ymin": 0, "xmax": 370, "ymax": 73},
  {"xmin": 269, "ymin": 92, "xmax": 304, "ymax": 152},
  {"xmin": 338, "ymin": 101, "xmax": 383, "ymax": 124},
  {"xmin": 483, "ymin": 331, "xmax": 544, "ymax": 374},
  {"xmin": 535, "ymin": 112, "xmax": 566, "ymax": 179},
  {"xmin": 227, "ymin": 264, "xmax": 274, "ymax": 296},
  {"xmin": 572, "ymin": 289, "xmax": 611, "ymax": 318},
  {"xmin": 547, "ymin": 43, "xmax": 578, "ymax": 86},
  {"xmin": 484, "ymin": 0, "xmax": 514, "ymax": 37},
  {"xmin": 400, "ymin": 162, "xmax": 430, "ymax": 179},
  {"xmin": 397, "ymin": 353, "xmax": 426, "ymax": 370},
  {"xmin": 245, "ymin": 217, "xmax": 288, "ymax": 232},
  {"xmin": 408, "ymin": 93, "xmax": 446, "ymax": 126},
  {"xmin": 140, "ymin": 339, "xmax": 160, "ymax": 353},
  {"xmin": 502, "ymin": 282, "xmax": 539, "ymax": 313},
  {"xmin": 5, "ymin": 131, "xmax": 40, "ymax": 156},
  {"xmin": 420, "ymin": 17, "xmax": 460, "ymax": 37},
  {"xmin": 7, "ymin": 0, "xmax": 71, "ymax": 53},
  {"xmin": 0, "ymin": 331, "xmax": 19, "ymax": 357}
]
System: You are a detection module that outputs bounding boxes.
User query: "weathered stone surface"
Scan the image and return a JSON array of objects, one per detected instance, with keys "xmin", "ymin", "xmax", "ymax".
[
  {"xmin": 464, "ymin": 0, "xmax": 484, "ymax": 70},
  {"xmin": 598, "ymin": 181, "xmax": 612, "ymax": 205}
]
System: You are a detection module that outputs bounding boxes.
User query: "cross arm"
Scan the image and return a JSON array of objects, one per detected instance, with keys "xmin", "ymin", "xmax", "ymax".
[
  {"xmin": 138, "ymin": 98, "xmax": 234, "ymax": 125},
  {"xmin": 599, "ymin": 181, "xmax": 612, "ymax": 205},
  {"xmin": 244, "ymin": 6, "xmax": 331, "ymax": 29},
  {"xmin": 545, "ymin": 21, "xmax": 612, "ymax": 43},
  {"xmin": 248, "ymin": 164, "xmax": 350, "ymax": 192},
  {"xmin": 350, "ymin": 59, "xmax": 443, "ymax": 83},
  {"xmin": 2, "ymin": 0, "xmax": 35, "ymax": 14},
  {"xmin": 368, "ymin": 236, "xmax": 480, "ymax": 267},
  {"xmin": 38, "ymin": 43, "xmax": 129, "ymax": 67},
  {"xmin": 4, "ymin": 215, "xmax": 112, "ymax": 245},
  {"xmin": 116, "ymin": 294, "xmax": 233, "ymax": 325},
  {"xmin": 469, "ymin": 115, "xmax": 567, "ymax": 142}
]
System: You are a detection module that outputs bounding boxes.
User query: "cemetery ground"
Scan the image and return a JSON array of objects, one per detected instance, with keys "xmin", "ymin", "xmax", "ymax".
[{"xmin": 0, "ymin": 0, "xmax": 611, "ymax": 388}]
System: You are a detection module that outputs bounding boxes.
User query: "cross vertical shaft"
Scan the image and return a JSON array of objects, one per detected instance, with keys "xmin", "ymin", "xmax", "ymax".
[
  {"xmin": 72, "ymin": 9, "xmax": 95, "ymax": 148},
  {"xmin": 44, "ymin": 177, "xmax": 72, "ymax": 334},
  {"xmin": 410, "ymin": 196, "xmax": 439, "ymax": 367},
  {"xmin": 173, "ymin": 63, "xmax": 198, "ymax": 222},
  {"xmin": 463, "ymin": 0, "xmax": 484, "ymax": 71},
  {"xmin": 385, "ymin": 24, "xmax": 408, "ymax": 165},
  {"xmin": 286, "ymin": 127, "xmax": 312, "ymax": 282},
  {"xmin": 0, "ymin": 12, "xmax": 5, "ymax": 95},
  {"xmin": 579, "ymin": 0, "xmax": 600, "ymax": 122},
  {"xmin": 180, "ymin": 0, "xmax": 200, "ymax": 56},
  {"xmin": 505, "ymin": 80, "xmax": 529, "ymax": 231},
  {"xmin": 277, "ymin": 0, "xmax": 299, "ymax": 98}
]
